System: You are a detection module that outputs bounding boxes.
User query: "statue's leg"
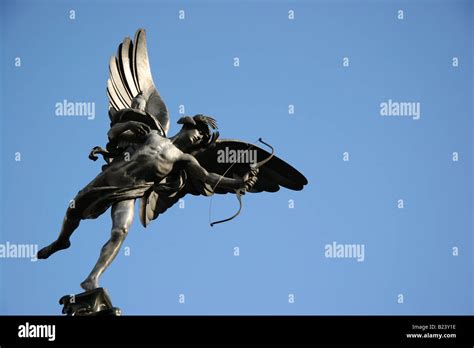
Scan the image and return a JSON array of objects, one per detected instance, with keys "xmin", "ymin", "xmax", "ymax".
[
  {"xmin": 80, "ymin": 199, "xmax": 135, "ymax": 291},
  {"xmin": 37, "ymin": 207, "xmax": 80, "ymax": 259}
]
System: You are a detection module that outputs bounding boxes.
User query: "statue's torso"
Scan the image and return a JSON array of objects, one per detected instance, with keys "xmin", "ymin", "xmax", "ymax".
[{"xmin": 114, "ymin": 131, "xmax": 182, "ymax": 184}]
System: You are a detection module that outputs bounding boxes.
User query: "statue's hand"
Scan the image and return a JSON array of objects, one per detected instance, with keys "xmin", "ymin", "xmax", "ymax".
[
  {"xmin": 127, "ymin": 121, "xmax": 151, "ymax": 137},
  {"xmin": 242, "ymin": 167, "xmax": 259, "ymax": 191}
]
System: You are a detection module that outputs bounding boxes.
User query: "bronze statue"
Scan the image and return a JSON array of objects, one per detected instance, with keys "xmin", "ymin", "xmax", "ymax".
[{"xmin": 38, "ymin": 29, "xmax": 307, "ymax": 313}]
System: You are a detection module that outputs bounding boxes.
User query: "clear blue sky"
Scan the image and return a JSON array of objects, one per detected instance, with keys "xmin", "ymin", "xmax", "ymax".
[{"xmin": 0, "ymin": 0, "xmax": 472, "ymax": 315}]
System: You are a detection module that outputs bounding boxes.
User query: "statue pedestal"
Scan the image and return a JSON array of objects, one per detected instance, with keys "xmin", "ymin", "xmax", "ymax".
[{"xmin": 59, "ymin": 287, "xmax": 121, "ymax": 316}]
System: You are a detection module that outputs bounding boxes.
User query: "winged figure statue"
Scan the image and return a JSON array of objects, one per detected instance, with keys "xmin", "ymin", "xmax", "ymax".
[{"xmin": 38, "ymin": 29, "xmax": 308, "ymax": 291}]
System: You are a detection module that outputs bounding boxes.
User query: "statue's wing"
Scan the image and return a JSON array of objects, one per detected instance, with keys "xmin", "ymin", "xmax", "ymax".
[
  {"xmin": 107, "ymin": 29, "xmax": 170, "ymax": 135},
  {"xmin": 139, "ymin": 171, "xmax": 202, "ymax": 227},
  {"xmin": 139, "ymin": 139, "xmax": 307, "ymax": 227},
  {"xmin": 194, "ymin": 139, "xmax": 308, "ymax": 193}
]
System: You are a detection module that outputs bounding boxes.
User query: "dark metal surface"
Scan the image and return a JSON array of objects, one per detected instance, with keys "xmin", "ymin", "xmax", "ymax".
[
  {"xmin": 60, "ymin": 288, "xmax": 121, "ymax": 316},
  {"xmin": 37, "ymin": 29, "xmax": 308, "ymax": 311}
]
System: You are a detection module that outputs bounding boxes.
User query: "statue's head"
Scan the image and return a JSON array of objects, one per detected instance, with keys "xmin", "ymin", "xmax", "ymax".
[{"xmin": 174, "ymin": 114, "xmax": 219, "ymax": 152}]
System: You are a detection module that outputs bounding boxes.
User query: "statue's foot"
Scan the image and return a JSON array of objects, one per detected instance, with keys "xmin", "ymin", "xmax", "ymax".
[
  {"xmin": 80, "ymin": 277, "xmax": 99, "ymax": 291},
  {"xmin": 37, "ymin": 240, "xmax": 71, "ymax": 259}
]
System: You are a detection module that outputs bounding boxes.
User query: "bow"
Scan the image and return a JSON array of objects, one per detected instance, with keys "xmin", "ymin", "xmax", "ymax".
[{"xmin": 209, "ymin": 138, "xmax": 275, "ymax": 227}]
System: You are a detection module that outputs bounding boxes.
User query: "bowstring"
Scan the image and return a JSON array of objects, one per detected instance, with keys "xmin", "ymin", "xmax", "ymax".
[{"xmin": 208, "ymin": 140, "xmax": 260, "ymax": 227}]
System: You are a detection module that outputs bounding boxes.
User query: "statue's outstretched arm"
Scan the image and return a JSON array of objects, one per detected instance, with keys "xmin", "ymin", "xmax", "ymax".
[{"xmin": 181, "ymin": 154, "xmax": 245, "ymax": 192}]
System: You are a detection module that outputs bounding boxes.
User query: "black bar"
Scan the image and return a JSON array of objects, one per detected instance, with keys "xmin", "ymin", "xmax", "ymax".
[{"xmin": 0, "ymin": 315, "xmax": 472, "ymax": 346}]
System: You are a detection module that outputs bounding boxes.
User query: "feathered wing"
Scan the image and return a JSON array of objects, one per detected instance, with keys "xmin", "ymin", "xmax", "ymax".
[
  {"xmin": 107, "ymin": 29, "xmax": 170, "ymax": 135},
  {"xmin": 139, "ymin": 172, "xmax": 192, "ymax": 227},
  {"xmin": 139, "ymin": 139, "xmax": 308, "ymax": 227},
  {"xmin": 194, "ymin": 139, "xmax": 308, "ymax": 193}
]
